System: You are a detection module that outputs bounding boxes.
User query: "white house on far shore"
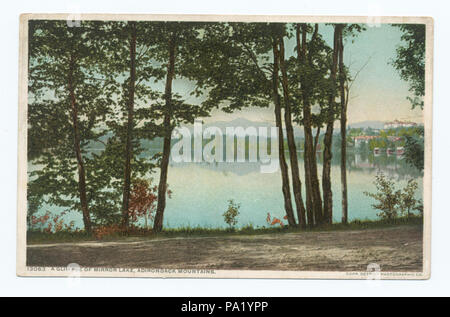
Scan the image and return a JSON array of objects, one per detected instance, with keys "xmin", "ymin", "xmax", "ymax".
[{"xmin": 383, "ymin": 120, "xmax": 417, "ymax": 129}]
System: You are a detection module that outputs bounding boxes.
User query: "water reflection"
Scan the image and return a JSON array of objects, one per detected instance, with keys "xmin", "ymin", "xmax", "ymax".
[
  {"xmin": 31, "ymin": 146, "xmax": 423, "ymax": 229},
  {"xmin": 166, "ymin": 149, "xmax": 422, "ymax": 181}
]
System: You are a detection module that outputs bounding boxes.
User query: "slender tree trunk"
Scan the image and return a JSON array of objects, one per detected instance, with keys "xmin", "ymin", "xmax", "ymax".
[
  {"xmin": 154, "ymin": 35, "xmax": 176, "ymax": 233},
  {"xmin": 305, "ymin": 99, "xmax": 324, "ymax": 225},
  {"xmin": 278, "ymin": 37, "xmax": 306, "ymax": 228},
  {"xmin": 303, "ymin": 131, "xmax": 315, "ymax": 227},
  {"xmin": 297, "ymin": 24, "xmax": 323, "ymax": 226},
  {"xmin": 322, "ymin": 25, "xmax": 341, "ymax": 225},
  {"xmin": 338, "ymin": 29, "xmax": 348, "ymax": 224},
  {"xmin": 313, "ymin": 126, "xmax": 321, "ymax": 153},
  {"xmin": 306, "ymin": 24, "xmax": 324, "ymax": 225},
  {"xmin": 322, "ymin": 123, "xmax": 334, "ymax": 224},
  {"xmin": 310, "ymin": 132, "xmax": 323, "ymax": 225},
  {"xmin": 271, "ymin": 38, "xmax": 296, "ymax": 227},
  {"xmin": 121, "ymin": 22, "xmax": 137, "ymax": 228},
  {"xmin": 296, "ymin": 24, "xmax": 314, "ymax": 227},
  {"xmin": 68, "ymin": 54, "xmax": 92, "ymax": 234}
]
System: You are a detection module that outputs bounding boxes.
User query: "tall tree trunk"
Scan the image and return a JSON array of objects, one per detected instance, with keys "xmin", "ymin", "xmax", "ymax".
[
  {"xmin": 338, "ymin": 28, "xmax": 348, "ymax": 224},
  {"xmin": 296, "ymin": 24, "xmax": 323, "ymax": 226},
  {"xmin": 271, "ymin": 38, "xmax": 296, "ymax": 227},
  {"xmin": 304, "ymin": 97, "xmax": 324, "ymax": 225},
  {"xmin": 322, "ymin": 25, "xmax": 341, "ymax": 224},
  {"xmin": 306, "ymin": 24, "xmax": 324, "ymax": 225},
  {"xmin": 310, "ymin": 134, "xmax": 323, "ymax": 225},
  {"xmin": 296, "ymin": 24, "xmax": 313, "ymax": 227},
  {"xmin": 68, "ymin": 54, "xmax": 92, "ymax": 234},
  {"xmin": 121, "ymin": 21, "xmax": 137, "ymax": 228},
  {"xmin": 322, "ymin": 124, "xmax": 334, "ymax": 224},
  {"xmin": 278, "ymin": 37, "xmax": 306, "ymax": 228},
  {"xmin": 313, "ymin": 126, "xmax": 321, "ymax": 153},
  {"xmin": 154, "ymin": 35, "xmax": 176, "ymax": 233}
]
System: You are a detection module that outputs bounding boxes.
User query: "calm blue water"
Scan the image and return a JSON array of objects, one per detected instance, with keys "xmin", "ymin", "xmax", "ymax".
[
  {"xmin": 30, "ymin": 148, "xmax": 423, "ymax": 229},
  {"xmin": 161, "ymin": 152, "xmax": 422, "ymax": 228}
]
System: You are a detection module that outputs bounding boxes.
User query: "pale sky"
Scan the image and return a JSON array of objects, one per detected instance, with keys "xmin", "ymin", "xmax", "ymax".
[{"xmin": 173, "ymin": 23, "xmax": 424, "ymax": 125}]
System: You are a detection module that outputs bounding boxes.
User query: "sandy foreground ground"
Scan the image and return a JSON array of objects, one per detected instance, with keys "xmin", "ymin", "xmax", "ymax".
[{"xmin": 27, "ymin": 225, "xmax": 423, "ymax": 272}]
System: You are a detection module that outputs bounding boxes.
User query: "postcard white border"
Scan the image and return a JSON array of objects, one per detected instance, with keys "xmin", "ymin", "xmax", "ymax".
[{"xmin": 17, "ymin": 14, "xmax": 433, "ymax": 280}]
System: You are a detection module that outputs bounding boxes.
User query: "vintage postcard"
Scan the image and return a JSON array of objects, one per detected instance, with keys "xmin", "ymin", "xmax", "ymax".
[{"xmin": 17, "ymin": 14, "xmax": 432, "ymax": 279}]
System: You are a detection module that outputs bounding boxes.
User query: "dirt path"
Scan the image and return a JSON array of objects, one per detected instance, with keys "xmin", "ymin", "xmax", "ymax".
[{"xmin": 27, "ymin": 225, "xmax": 423, "ymax": 272}]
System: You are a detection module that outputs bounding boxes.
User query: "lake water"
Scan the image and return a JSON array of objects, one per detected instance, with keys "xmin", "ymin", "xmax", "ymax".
[
  {"xmin": 31, "ymin": 149, "xmax": 423, "ymax": 229},
  {"xmin": 160, "ymin": 151, "xmax": 423, "ymax": 228}
]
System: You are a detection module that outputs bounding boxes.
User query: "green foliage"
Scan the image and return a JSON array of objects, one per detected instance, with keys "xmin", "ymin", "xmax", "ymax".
[
  {"xmin": 26, "ymin": 20, "xmax": 423, "ymax": 234},
  {"xmin": 392, "ymin": 24, "xmax": 425, "ymax": 109},
  {"xmin": 399, "ymin": 179, "xmax": 420, "ymax": 217},
  {"xmin": 27, "ymin": 21, "xmax": 213, "ymax": 229},
  {"xmin": 222, "ymin": 199, "xmax": 241, "ymax": 228},
  {"xmin": 348, "ymin": 128, "xmax": 364, "ymax": 137},
  {"xmin": 364, "ymin": 173, "xmax": 421, "ymax": 220},
  {"xmin": 364, "ymin": 173, "xmax": 400, "ymax": 220},
  {"xmin": 404, "ymin": 126, "xmax": 424, "ymax": 171},
  {"xmin": 28, "ymin": 20, "xmax": 119, "ymax": 226},
  {"xmin": 368, "ymin": 138, "xmax": 387, "ymax": 151},
  {"xmin": 290, "ymin": 23, "xmax": 340, "ymax": 126},
  {"xmin": 191, "ymin": 22, "xmax": 275, "ymax": 112}
]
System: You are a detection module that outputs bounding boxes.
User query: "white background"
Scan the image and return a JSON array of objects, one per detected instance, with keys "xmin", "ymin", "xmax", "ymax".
[{"xmin": 1, "ymin": 0, "xmax": 448, "ymax": 297}]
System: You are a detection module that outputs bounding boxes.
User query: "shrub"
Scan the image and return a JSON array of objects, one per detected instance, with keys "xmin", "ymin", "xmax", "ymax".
[
  {"xmin": 30, "ymin": 210, "xmax": 76, "ymax": 233},
  {"xmin": 399, "ymin": 179, "xmax": 419, "ymax": 217},
  {"xmin": 128, "ymin": 178, "xmax": 172, "ymax": 229},
  {"xmin": 364, "ymin": 172, "xmax": 421, "ymax": 220},
  {"xmin": 222, "ymin": 199, "xmax": 240, "ymax": 229}
]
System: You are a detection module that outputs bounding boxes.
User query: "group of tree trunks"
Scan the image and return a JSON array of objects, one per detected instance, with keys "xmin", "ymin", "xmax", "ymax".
[
  {"xmin": 274, "ymin": 24, "xmax": 348, "ymax": 227},
  {"xmin": 28, "ymin": 21, "xmax": 358, "ymax": 233}
]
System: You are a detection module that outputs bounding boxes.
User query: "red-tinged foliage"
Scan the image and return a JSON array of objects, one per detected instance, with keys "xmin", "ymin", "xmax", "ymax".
[
  {"xmin": 266, "ymin": 212, "xmax": 287, "ymax": 227},
  {"xmin": 31, "ymin": 211, "xmax": 50, "ymax": 226},
  {"xmin": 128, "ymin": 178, "xmax": 171, "ymax": 228},
  {"xmin": 93, "ymin": 179, "xmax": 171, "ymax": 239},
  {"xmin": 30, "ymin": 210, "xmax": 76, "ymax": 233},
  {"xmin": 271, "ymin": 218, "xmax": 281, "ymax": 225},
  {"xmin": 29, "ymin": 179, "xmax": 171, "ymax": 236},
  {"xmin": 128, "ymin": 179, "xmax": 157, "ymax": 223},
  {"xmin": 93, "ymin": 224, "xmax": 152, "ymax": 240},
  {"xmin": 93, "ymin": 225, "xmax": 122, "ymax": 240}
]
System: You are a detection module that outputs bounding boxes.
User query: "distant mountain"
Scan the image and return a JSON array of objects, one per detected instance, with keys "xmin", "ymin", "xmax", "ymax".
[
  {"xmin": 183, "ymin": 118, "xmax": 305, "ymax": 138},
  {"xmin": 348, "ymin": 120, "xmax": 385, "ymax": 130},
  {"xmin": 205, "ymin": 118, "xmax": 273, "ymax": 130}
]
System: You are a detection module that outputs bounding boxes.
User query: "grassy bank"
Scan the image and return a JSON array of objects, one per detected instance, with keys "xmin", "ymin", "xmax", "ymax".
[{"xmin": 27, "ymin": 215, "xmax": 423, "ymax": 245}]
